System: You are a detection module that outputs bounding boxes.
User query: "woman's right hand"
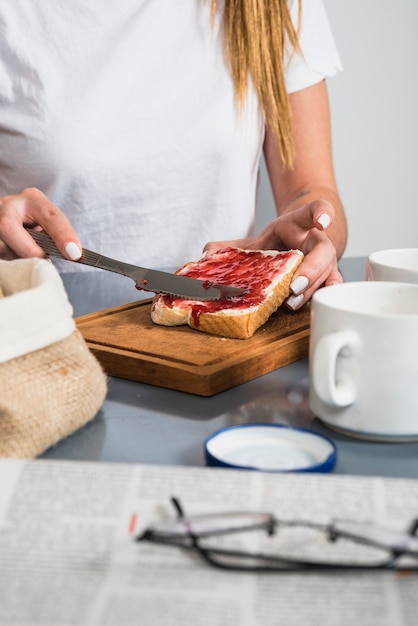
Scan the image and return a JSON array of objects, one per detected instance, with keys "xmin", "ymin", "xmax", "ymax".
[{"xmin": 0, "ymin": 187, "xmax": 82, "ymax": 261}]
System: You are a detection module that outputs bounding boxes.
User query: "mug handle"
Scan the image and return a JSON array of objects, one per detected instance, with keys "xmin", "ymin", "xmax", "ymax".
[{"xmin": 312, "ymin": 330, "xmax": 358, "ymax": 408}]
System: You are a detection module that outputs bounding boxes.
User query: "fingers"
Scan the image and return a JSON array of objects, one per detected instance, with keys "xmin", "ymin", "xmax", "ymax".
[
  {"xmin": 323, "ymin": 266, "xmax": 344, "ymax": 287},
  {"xmin": 286, "ymin": 199, "xmax": 334, "ymax": 232},
  {"xmin": 0, "ymin": 239, "xmax": 20, "ymax": 261},
  {"xmin": 266, "ymin": 201, "xmax": 340, "ymax": 309},
  {"xmin": 203, "ymin": 236, "xmax": 258, "ymax": 257},
  {"xmin": 310, "ymin": 199, "xmax": 334, "ymax": 232},
  {"xmin": 0, "ymin": 188, "xmax": 82, "ymax": 261},
  {"xmin": 286, "ymin": 241, "xmax": 343, "ymax": 310},
  {"xmin": 204, "ymin": 199, "xmax": 335, "ymax": 258},
  {"xmin": 202, "ymin": 241, "xmax": 229, "ymax": 257},
  {"xmin": 203, "ymin": 198, "xmax": 341, "ymax": 311},
  {"xmin": 248, "ymin": 200, "xmax": 336, "ymax": 253},
  {"xmin": 286, "ymin": 267, "xmax": 343, "ymax": 310}
]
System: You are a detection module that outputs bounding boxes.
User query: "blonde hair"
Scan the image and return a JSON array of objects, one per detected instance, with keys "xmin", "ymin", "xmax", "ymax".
[{"xmin": 212, "ymin": 0, "xmax": 301, "ymax": 167}]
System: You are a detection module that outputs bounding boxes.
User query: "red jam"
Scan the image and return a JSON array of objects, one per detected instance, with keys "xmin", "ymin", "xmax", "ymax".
[
  {"xmin": 135, "ymin": 278, "xmax": 148, "ymax": 292},
  {"xmin": 161, "ymin": 247, "xmax": 295, "ymax": 325}
]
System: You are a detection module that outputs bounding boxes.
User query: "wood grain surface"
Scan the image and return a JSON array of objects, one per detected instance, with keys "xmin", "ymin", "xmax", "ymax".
[{"xmin": 76, "ymin": 299, "xmax": 310, "ymax": 396}]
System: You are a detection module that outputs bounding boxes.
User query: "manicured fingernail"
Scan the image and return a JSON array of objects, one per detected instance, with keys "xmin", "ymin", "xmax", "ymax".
[
  {"xmin": 318, "ymin": 213, "xmax": 331, "ymax": 229},
  {"xmin": 287, "ymin": 294, "xmax": 304, "ymax": 310},
  {"xmin": 290, "ymin": 275, "xmax": 309, "ymax": 295},
  {"xmin": 65, "ymin": 241, "xmax": 82, "ymax": 260}
]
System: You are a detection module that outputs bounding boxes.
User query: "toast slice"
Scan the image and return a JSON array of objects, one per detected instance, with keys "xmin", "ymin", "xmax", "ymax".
[{"xmin": 151, "ymin": 247, "xmax": 304, "ymax": 339}]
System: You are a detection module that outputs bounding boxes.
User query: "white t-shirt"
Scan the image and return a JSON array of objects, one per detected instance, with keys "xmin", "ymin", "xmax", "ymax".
[{"xmin": 0, "ymin": 0, "xmax": 342, "ymax": 270}]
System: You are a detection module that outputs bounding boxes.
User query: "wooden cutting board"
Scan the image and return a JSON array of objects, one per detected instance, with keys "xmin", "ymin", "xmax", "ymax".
[{"xmin": 76, "ymin": 299, "xmax": 310, "ymax": 396}]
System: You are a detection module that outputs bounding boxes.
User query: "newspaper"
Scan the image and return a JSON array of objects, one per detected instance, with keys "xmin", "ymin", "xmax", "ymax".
[{"xmin": 0, "ymin": 458, "xmax": 417, "ymax": 626}]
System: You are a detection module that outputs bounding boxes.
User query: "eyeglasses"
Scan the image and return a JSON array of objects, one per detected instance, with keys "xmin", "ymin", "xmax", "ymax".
[{"xmin": 136, "ymin": 497, "xmax": 418, "ymax": 572}]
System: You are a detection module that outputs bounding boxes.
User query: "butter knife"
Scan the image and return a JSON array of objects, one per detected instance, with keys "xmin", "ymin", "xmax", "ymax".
[{"xmin": 26, "ymin": 228, "xmax": 246, "ymax": 300}]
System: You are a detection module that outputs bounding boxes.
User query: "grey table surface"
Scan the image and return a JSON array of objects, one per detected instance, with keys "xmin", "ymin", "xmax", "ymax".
[{"xmin": 41, "ymin": 257, "xmax": 418, "ymax": 479}]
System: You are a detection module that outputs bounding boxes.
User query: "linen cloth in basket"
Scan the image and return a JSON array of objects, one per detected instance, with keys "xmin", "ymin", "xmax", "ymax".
[{"xmin": 0, "ymin": 258, "xmax": 107, "ymax": 457}]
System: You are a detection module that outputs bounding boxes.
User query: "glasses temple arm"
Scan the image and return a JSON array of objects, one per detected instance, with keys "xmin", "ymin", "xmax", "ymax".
[
  {"xmin": 407, "ymin": 518, "xmax": 418, "ymax": 536},
  {"xmin": 171, "ymin": 496, "xmax": 185, "ymax": 519}
]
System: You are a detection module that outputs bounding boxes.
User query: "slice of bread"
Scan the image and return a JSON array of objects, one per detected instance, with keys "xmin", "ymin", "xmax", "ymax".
[{"xmin": 151, "ymin": 247, "xmax": 304, "ymax": 339}]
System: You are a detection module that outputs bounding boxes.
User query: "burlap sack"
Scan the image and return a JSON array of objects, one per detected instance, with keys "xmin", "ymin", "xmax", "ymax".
[{"xmin": 0, "ymin": 258, "xmax": 107, "ymax": 458}]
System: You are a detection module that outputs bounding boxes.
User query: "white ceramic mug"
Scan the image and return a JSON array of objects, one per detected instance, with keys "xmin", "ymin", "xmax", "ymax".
[
  {"xmin": 366, "ymin": 248, "xmax": 418, "ymax": 284},
  {"xmin": 309, "ymin": 281, "xmax": 418, "ymax": 441}
]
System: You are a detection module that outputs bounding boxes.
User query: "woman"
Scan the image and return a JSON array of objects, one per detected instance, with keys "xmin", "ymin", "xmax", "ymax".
[{"xmin": 0, "ymin": 0, "xmax": 347, "ymax": 310}]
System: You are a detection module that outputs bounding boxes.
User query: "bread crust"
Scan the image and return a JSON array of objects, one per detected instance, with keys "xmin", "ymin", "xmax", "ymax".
[{"xmin": 151, "ymin": 247, "xmax": 303, "ymax": 339}]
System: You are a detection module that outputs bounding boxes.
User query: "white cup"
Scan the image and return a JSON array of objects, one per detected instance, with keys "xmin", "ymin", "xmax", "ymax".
[
  {"xmin": 366, "ymin": 248, "xmax": 418, "ymax": 284},
  {"xmin": 309, "ymin": 281, "xmax": 418, "ymax": 441}
]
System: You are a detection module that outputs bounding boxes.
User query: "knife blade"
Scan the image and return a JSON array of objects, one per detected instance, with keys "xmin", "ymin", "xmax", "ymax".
[{"xmin": 26, "ymin": 228, "xmax": 246, "ymax": 300}]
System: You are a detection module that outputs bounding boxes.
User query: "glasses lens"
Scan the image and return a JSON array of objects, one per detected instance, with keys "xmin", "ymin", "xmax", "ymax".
[
  {"xmin": 268, "ymin": 524, "xmax": 395, "ymax": 567},
  {"xmin": 147, "ymin": 512, "xmax": 274, "ymax": 539},
  {"xmin": 331, "ymin": 521, "xmax": 418, "ymax": 557}
]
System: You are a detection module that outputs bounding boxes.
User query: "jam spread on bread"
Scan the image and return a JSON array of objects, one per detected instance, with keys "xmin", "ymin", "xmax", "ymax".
[
  {"xmin": 151, "ymin": 246, "xmax": 304, "ymax": 338},
  {"xmin": 160, "ymin": 247, "xmax": 296, "ymax": 325}
]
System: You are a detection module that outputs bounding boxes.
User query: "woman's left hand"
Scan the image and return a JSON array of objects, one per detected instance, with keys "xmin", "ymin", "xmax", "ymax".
[{"xmin": 203, "ymin": 199, "xmax": 343, "ymax": 310}]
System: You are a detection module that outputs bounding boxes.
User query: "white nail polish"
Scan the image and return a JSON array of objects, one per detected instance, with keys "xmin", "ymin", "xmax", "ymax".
[
  {"xmin": 287, "ymin": 294, "xmax": 304, "ymax": 310},
  {"xmin": 65, "ymin": 241, "xmax": 82, "ymax": 260},
  {"xmin": 318, "ymin": 213, "xmax": 331, "ymax": 229},
  {"xmin": 290, "ymin": 275, "xmax": 309, "ymax": 295}
]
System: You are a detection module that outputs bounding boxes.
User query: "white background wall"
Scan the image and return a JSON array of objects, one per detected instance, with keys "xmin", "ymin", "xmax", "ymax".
[{"xmin": 256, "ymin": 0, "xmax": 418, "ymax": 257}]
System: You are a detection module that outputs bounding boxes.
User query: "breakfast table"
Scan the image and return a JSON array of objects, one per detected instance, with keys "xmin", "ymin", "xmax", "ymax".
[
  {"xmin": 2, "ymin": 255, "xmax": 418, "ymax": 626},
  {"xmin": 41, "ymin": 257, "xmax": 418, "ymax": 479}
]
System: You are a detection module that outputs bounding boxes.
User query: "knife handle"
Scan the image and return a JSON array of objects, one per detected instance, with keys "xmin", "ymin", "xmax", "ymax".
[
  {"xmin": 26, "ymin": 228, "xmax": 138, "ymax": 279},
  {"xmin": 26, "ymin": 228, "xmax": 67, "ymax": 260}
]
